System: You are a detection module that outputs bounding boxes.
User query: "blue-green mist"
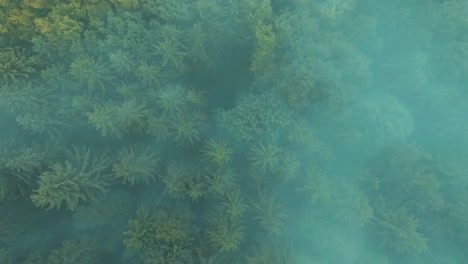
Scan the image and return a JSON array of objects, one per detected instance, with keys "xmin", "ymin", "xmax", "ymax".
[{"xmin": 0, "ymin": 0, "xmax": 467, "ymax": 263}]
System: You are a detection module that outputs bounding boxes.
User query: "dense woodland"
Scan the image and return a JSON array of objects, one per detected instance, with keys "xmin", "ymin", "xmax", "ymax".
[{"xmin": 0, "ymin": 0, "xmax": 468, "ymax": 263}]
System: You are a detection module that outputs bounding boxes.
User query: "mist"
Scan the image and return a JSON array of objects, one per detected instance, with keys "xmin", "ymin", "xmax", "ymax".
[{"xmin": 0, "ymin": 0, "xmax": 467, "ymax": 263}]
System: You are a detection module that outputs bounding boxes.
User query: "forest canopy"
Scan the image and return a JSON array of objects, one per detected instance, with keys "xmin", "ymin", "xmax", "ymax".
[{"xmin": 1, "ymin": 0, "xmax": 468, "ymax": 263}]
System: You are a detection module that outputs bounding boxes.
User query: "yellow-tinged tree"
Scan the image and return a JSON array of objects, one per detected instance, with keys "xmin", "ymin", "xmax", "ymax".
[
  {"xmin": 109, "ymin": 0, "xmax": 139, "ymax": 11},
  {"xmin": 33, "ymin": 2, "xmax": 85, "ymax": 54},
  {"xmin": 6, "ymin": 8, "xmax": 36, "ymax": 40},
  {"xmin": 0, "ymin": 49, "xmax": 43, "ymax": 83}
]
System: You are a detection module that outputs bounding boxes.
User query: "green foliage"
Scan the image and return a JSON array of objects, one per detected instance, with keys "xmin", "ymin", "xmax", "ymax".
[
  {"xmin": 18, "ymin": 251, "xmax": 47, "ymax": 264},
  {"xmin": 135, "ymin": 61, "xmax": 165, "ymax": 88},
  {"xmin": 374, "ymin": 205, "xmax": 428, "ymax": 254},
  {"xmin": 251, "ymin": 189, "xmax": 288, "ymax": 236},
  {"xmin": 250, "ymin": 20, "xmax": 276, "ymax": 74},
  {"xmin": 87, "ymin": 99, "xmax": 149, "ymax": 138},
  {"xmin": 69, "ymin": 55, "xmax": 111, "ymax": 91},
  {"xmin": 204, "ymin": 167, "xmax": 236, "ymax": 196},
  {"xmin": 47, "ymin": 237, "xmax": 98, "ymax": 264},
  {"xmin": 0, "ymin": 172, "xmax": 28, "ymax": 201},
  {"xmin": 125, "ymin": 207, "xmax": 189, "ymax": 246},
  {"xmin": 248, "ymin": 141, "xmax": 282, "ymax": 175},
  {"xmin": 146, "ymin": 115, "xmax": 172, "ymax": 142},
  {"xmin": 87, "ymin": 102, "xmax": 123, "ymax": 138},
  {"xmin": 141, "ymin": 0, "xmax": 192, "ymax": 23},
  {"xmin": 109, "ymin": 0, "xmax": 139, "ymax": 11},
  {"xmin": 1, "ymin": 146, "xmax": 45, "ymax": 179},
  {"xmin": 151, "ymin": 25, "xmax": 187, "ymax": 71},
  {"xmin": 159, "ymin": 160, "xmax": 192, "ymax": 199},
  {"xmin": 0, "ymin": 145, "xmax": 48, "ymax": 201},
  {"xmin": 113, "ymin": 145, "xmax": 159, "ymax": 185},
  {"xmin": 0, "ymin": 48, "xmax": 42, "ymax": 83},
  {"xmin": 31, "ymin": 146, "xmax": 111, "ymax": 210},
  {"xmin": 0, "ymin": 215, "xmax": 20, "ymax": 245},
  {"xmin": 31, "ymin": 161, "xmax": 89, "ymax": 210},
  {"xmin": 116, "ymin": 98, "xmax": 149, "ymax": 134},
  {"xmin": 245, "ymin": 239, "xmax": 292, "ymax": 264},
  {"xmin": 108, "ymin": 50, "xmax": 135, "ymax": 74},
  {"xmin": 171, "ymin": 110, "xmax": 206, "ymax": 145},
  {"xmin": 276, "ymin": 150, "xmax": 300, "ymax": 181},
  {"xmin": 72, "ymin": 189, "xmax": 132, "ymax": 231},
  {"xmin": 0, "ymin": 247, "xmax": 13, "ymax": 264},
  {"xmin": 185, "ymin": 87, "xmax": 206, "ymax": 108},
  {"xmin": 276, "ymin": 58, "xmax": 341, "ymax": 110},
  {"xmin": 16, "ymin": 112, "xmax": 66, "ymax": 138},
  {"xmin": 101, "ymin": 11, "xmax": 154, "ymax": 56},
  {"xmin": 65, "ymin": 145, "xmax": 111, "ymax": 177},
  {"xmin": 205, "ymin": 208, "xmax": 245, "ymax": 253},
  {"xmin": 4, "ymin": 7, "xmax": 37, "ymax": 41},
  {"xmin": 216, "ymin": 93, "xmax": 291, "ymax": 142},
  {"xmin": 403, "ymin": 164, "xmax": 445, "ymax": 213},
  {"xmin": 186, "ymin": 174, "xmax": 208, "ymax": 202},
  {"xmin": 186, "ymin": 23, "xmax": 209, "ymax": 64},
  {"xmin": 287, "ymin": 117, "xmax": 321, "ymax": 147},
  {"xmin": 33, "ymin": 2, "xmax": 85, "ymax": 42},
  {"xmin": 142, "ymin": 84, "xmax": 207, "ymax": 145},
  {"xmin": 0, "ymin": 0, "xmax": 462, "ymax": 262},
  {"xmin": 123, "ymin": 207, "xmax": 155, "ymax": 252},
  {"xmin": 124, "ymin": 207, "xmax": 194, "ymax": 264},
  {"xmin": 368, "ymin": 145, "xmax": 445, "ymax": 214},
  {"xmin": 0, "ymin": 149, "xmax": 35, "ymax": 200},
  {"xmin": 201, "ymin": 138, "xmax": 233, "ymax": 167},
  {"xmin": 222, "ymin": 187, "xmax": 248, "ymax": 219},
  {"xmin": 156, "ymin": 83, "xmax": 188, "ymax": 114},
  {"xmin": 40, "ymin": 64, "xmax": 70, "ymax": 88},
  {"xmin": 0, "ymin": 82, "xmax": 47, "ymax": 114},
  {"xmin": 357, "ymin": 94, "xmax": 414, "ymax": 144},
  {"xmin": 332, "ymin": 186, "xmax": 374, "ymax": 227},
  {"xmin": 271, "ymin": 18, "xmax": 363, "ymax": 112},
  {"xmin": 295, "ymin": 166, "xmax": 332, "ymax": 204}
]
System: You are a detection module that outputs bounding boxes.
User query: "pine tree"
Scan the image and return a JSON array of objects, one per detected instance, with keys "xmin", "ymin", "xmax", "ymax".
[
  {"xmin": 251, "ymin": 189, "xmax": 288, "ymax": 236},
  {"xmin": 31, "ymin": 161, "xmax": 88, "ymax": 210},
  {"xmin": 205, "ymin": 208, "xmax": 245, "ymax": 253},
  {"xmin": 113, "ymin": 145, "xmax": 159, "ymax": 185},
  {"xmin": 201, "ymin": 138, "xmax": 233, "ymax": 167},
  {"xmin": 87, "ymin": 102, "xmax": 123, "ymax": 139},
  {"xmin": 31, "ymin": 146, "xmax": 111, "ymax": 210},
  {"xmin": 248, "ymin": 141, "xmax": 281, "ymax": 175}
]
